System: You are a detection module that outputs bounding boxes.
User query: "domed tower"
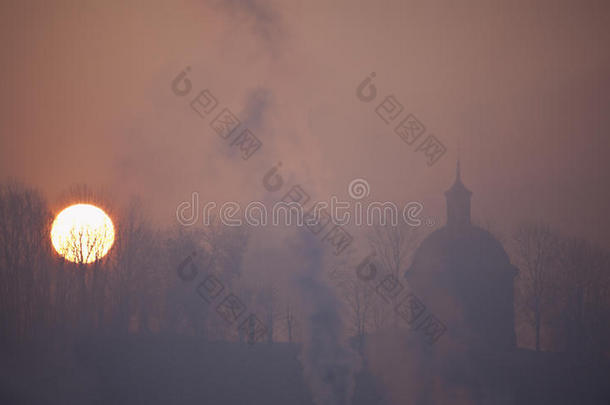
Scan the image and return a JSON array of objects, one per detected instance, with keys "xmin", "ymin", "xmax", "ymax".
[{"xmin": 405, "ymin": 162, "xmax": 517, "ymax": 350}]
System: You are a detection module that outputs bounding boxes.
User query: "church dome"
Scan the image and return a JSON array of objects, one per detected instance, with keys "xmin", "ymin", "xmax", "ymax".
[
  {"xmin": 404, "ymin": 162, "xmax": 517, "ymax": 350},
  {"xmin": 407, "ymin": 225, "xmax": 517, "ymax": 279}
]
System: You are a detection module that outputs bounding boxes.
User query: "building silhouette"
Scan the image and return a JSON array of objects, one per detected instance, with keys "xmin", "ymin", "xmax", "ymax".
[
  {"xmin": 401, "ymin": 162, "xmax": 609, "ymax": 404},
  {"xmin": 406, "ymin": 161, "xmax": 517, "ymax": 351}
]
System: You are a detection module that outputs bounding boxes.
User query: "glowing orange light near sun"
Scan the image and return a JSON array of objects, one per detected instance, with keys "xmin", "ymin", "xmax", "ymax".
[{"xmin": 50, "ymin": 204, "xmax": 115, "ymax": 264}]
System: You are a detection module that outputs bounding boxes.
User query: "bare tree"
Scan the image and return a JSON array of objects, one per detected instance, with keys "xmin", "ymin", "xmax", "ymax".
[
  {"xmin": 0, "ymin": 182, "xmax": 51, "ymax": 345},
  {"xmin": 367, "ymin": 222, "xmax": 421, "ymax": 327},
  {"xmin": 256, "ymin": 285, "xmax": 279, "ymax": 343},
  {"xmin": 283, "ymin": 302, "xmax": 298, "ymax": 343},
  {"xmin": 164, "ymin": 217, "xmax": 249, "ymax": 340},
  {"xmin": 368, "ymin": 222, "xmax": 420, "ymax": 280},
  {"xmin": 335, "ymin": 271, "xmax": 377, "ymax": 350},
  {"xmin": 512, "ymin": 222, "xmax": 559, "ymax": 351},
  {"xmin": 106, "ymin": 199, "xmax": 161, "ymax": 336},
  {"xmin": 553, "ymin": 237, "xmax": 610, "ymax": 354}
]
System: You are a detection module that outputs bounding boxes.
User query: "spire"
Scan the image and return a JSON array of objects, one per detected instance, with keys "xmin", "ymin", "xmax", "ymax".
[
  {"xmin": 457, "ymin": 136, "xmax": 461, "ymax": 179},
  {"xmin": 445, "ymin": 160, "xmax": 472, "ymax": 229}
]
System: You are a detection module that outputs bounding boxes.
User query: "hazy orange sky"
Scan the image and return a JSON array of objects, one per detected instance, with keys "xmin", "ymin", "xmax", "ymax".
[{"xmin": 2, "ymin": 0, "xmax": 609, "ymax": 246}]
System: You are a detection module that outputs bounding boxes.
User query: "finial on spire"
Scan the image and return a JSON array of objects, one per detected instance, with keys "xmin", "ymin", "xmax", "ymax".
[{"xmin": 456, "ymin": 137, "xmax": 462, "ymax": 181}]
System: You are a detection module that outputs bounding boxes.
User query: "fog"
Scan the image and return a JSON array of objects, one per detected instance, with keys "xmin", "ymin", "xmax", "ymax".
[{"xmin": 1, "ymin": 0, "xmax": 609, "ymax": 404}]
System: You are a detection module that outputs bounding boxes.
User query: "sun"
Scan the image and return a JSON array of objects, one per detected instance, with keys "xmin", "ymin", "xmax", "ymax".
[{"xmin": 50, "ymin": 203, "xmax": 115, "ymax": 264}]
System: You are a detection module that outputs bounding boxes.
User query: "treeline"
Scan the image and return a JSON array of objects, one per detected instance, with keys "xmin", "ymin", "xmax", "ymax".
[
  {"xmin": 0, "ymin": 182, "xmax": 295, "ymax": 351},
  {"xmin": 0, "ymin": 181, "xmax": 609, "ymax": 357},
  {"xmin": 512, "ymin": 223, "xmax": 610, "ymax": 354},
  {"xmin": 327, "ymin": 220, "xmax": 610, "ymax": 356}
]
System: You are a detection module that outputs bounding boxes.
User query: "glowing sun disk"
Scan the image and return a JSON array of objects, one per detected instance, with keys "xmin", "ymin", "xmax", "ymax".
[{"xmin": 50, "ymin": 204, "xmax": 115, "ymax": 264}]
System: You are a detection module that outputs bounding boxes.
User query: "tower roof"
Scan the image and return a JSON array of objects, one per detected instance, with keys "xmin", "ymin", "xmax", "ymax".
[{"xmin": 445, "ymin": 160, "xmax": 472, "ymax": 197}]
